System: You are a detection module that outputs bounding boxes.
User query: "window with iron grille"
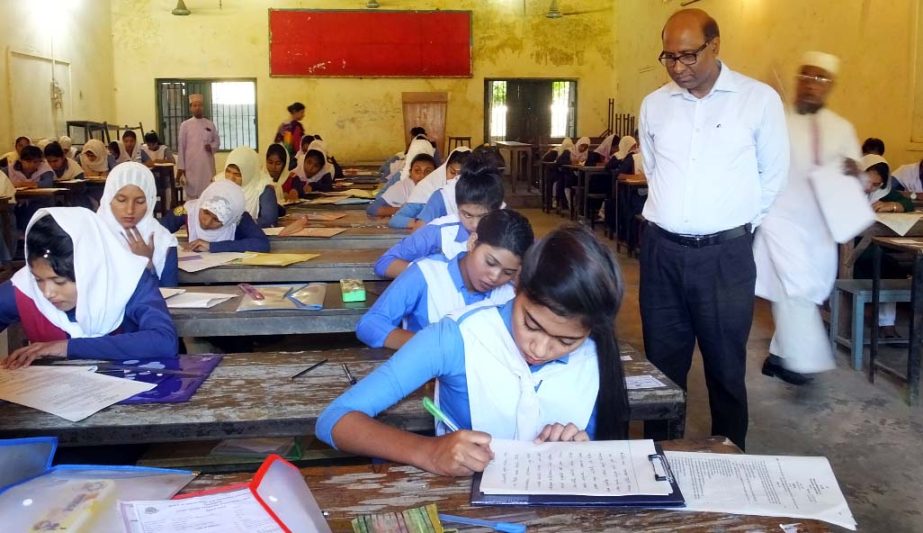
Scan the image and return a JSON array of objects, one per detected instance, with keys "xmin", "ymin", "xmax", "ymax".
[
  {"xmin": 155, "ymin": 78, "xmax": 258, "ymax": 153},
  {"xmin": 483, "ymin": 79, "xmax": 576, "ymax": 143}
]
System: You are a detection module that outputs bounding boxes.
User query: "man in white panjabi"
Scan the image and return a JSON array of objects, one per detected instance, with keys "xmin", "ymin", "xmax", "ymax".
[
  {"xmin": 754, "ymin": 51, "xmax": 861, "ymax": 385},
  {"xmin": 176, "ymin": 93, "xmax": 220, "ymax": 199}
]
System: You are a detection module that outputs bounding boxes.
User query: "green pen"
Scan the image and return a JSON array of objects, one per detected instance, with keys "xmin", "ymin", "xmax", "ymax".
[{"xmin": 422, "ymin": 396, "xmax": 460, "ymax": 432}]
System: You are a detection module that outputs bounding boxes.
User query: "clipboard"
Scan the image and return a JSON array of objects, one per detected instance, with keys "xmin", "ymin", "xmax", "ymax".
[{"xmin": 469, "ymin": 443, "xmax": 685, "ymax": 508}]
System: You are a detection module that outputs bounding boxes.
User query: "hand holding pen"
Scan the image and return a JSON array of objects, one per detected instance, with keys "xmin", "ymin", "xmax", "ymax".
[{"xmin": 422, "ymin": 396, "xmax": 493, "ymax": 477}]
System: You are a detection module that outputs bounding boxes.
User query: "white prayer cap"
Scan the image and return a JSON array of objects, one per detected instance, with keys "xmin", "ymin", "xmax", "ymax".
[
  {"xmin": 189, "ymin": 93, "xmax": 204, "ymax": 104},
  {"xmin": 859, "ymin": 154, "xmax": 888, "ymax": 171},
  {"xmin": 801, "ymin": 51, "xmax": 840, "ymax": 76}
]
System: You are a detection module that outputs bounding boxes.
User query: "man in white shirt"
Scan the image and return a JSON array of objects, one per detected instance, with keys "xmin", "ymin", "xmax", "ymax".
[
  {"xmin": 893, "ymin": 160, "xmax": 923, "ymax": 193},
  {"xmin": 754, "ymin": 52, "xmax": 861, "ymax": 386},
  {"xmin": 177, "ymin": 93, "xmax": 220, "ymax": 199},
  {"xmin": 639, "ymin": 9, "xmax": 789, "ymax": 450}
]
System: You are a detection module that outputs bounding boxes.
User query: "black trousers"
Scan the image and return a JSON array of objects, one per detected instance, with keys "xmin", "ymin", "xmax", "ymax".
[{"xmin": 640, "ymin": 223, "xmax": 755, "ymax": 450}]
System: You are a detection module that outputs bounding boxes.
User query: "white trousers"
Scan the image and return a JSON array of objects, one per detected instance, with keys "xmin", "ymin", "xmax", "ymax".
[
  {"xmin": 769, "ymin": 296, "xmax": 836, "ymax": 374},
  {"xmin": 878, "ymin": 303, "xmax": 897, "ymax": 327}
]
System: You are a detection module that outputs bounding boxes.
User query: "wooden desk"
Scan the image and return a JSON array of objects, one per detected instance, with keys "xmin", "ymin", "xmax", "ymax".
[
  {"xmin": 563, "ymin": 164, "xmax": 608, "ymax": 224},
  {"xmin": 286, "ymin": 199, "xmax": 371, "ymax": 212},
  {"xmin": 177, "ymin": 248, "xmax": 386, "ymax": 285},
  {"xmin": 839, "ymin": 214, "xmax": 923, "ymax": 278},
  {"xmin": 869, "ymin": 236, "xmax": 923, "ymax": 404},
  {"xmin": 496, "ymin": 141, "xmax": 533, "ymax": 193},
  {"xmin": 169, "ymin": 282, "xmax": 387, "ymax": 337},
  {"xmin": 279, "ymin": 211, "xmax": 391, "ymax": 229},
  {"xmin": 0, "ymin": 346, "xmax": 685, "ymax": 446},
  {"xmin": 0, "ymin": 200, "xmax": 14, "ymax": 258},
  {"xmin": 0, "ymin": 349, "xmax": 429, "ymax": 446},
  {"xmin": 180, "ymin": 438, "xmax": 830, "ymax": 532},
  {"xmin": 263, "ymin": 227, "xmax": 407, "ymax": 251},
  {"xmin": 611, "ymin": 175, "xmax": 648, "ymax": 254},
  {"xmin": 14, "ymin": 187, "xmax": 69, "ymax": 205}
]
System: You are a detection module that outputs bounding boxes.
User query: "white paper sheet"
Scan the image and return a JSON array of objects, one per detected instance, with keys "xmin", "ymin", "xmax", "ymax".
[
  {"xmin": 480, "ymin": 439, "xmax": 672, "ymax": 497},
  {"xmin": 177, "ymin": 251, "xmax": 248, "ymax": 273},
  {"xmin": 665, "ymin": 451, "xmax": 857, "ymax": 530},
  {"xmin": 0, "ymin": 367, "xmax": 155, "ymax": 421},
  {"xmin": 626, "ymin": 374, "xmax": 666, "ymax": 389},
  {"xmin": 262, "ymin": 226, "xmax": 285, "ymax": 236},
  {"xmin": 165, "ymin": 292, "xmax": 237, "ymax": 309},
  {"xmin": 158, "ymin": 288, "xmax": 186, "ymax": 299},
  {"xmin": 120, "ymin": 488, "xmax": 283, "ymax": 533},
  {"xmin": 875, "ymin": 213, "xmax": 923, "ymax": 236}
]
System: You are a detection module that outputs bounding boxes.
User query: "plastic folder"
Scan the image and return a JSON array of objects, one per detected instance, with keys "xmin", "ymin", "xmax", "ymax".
[
  {"xmin": 173, "ymin": 454, "xmax": 332, "ymax": 533},
  {"xmin": 470, "ymin": 443, "xmax": 685, "ymax": 508},
  {"xmin": 0, "ymin": 436, "xmax": 195, "ymax": 532}
]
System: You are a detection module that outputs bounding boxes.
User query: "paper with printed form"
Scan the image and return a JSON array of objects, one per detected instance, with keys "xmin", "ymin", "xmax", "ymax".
[
  {"xmin": 0, "ymin": 367, "xmax": 155, "ymax": 422},
  {"xmin": 626, "ymin": 374, "xmax": 666, "ymax": 389},
  {"xmin": 120, "ymin": 488, "xmax": 283, "ymax": 533},
  {"xmin": 480, "ymin": 439, "xmax": 672, "ymax": 497},
  {"xmin": 665, "ymin": 451, "xmax": 857, "ymax": 530},
  {"xmin": 177, "ymin": 251, "xmax": 248, "ymax": 273},
  {"xmin": 875, "ymin": 213, "xmax": 923, "ymax": 237},
  {"xmin": 165, "ymin": 292, "xmax": 237, "ymax": 309}
]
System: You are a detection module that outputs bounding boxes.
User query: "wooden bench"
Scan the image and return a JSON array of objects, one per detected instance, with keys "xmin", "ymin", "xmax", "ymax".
[
  {"xmin": 829, "ymin": 278, "xmax": 911, "ymax": 370},
  {"xmin": 177, "ymin": 248, "xmax": 387, "ymax": 284}
]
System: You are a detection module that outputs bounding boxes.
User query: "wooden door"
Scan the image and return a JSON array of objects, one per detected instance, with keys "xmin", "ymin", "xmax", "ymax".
[{"xmin": 402, "ymin": 92, "xmax": 448, "ymax": 155}]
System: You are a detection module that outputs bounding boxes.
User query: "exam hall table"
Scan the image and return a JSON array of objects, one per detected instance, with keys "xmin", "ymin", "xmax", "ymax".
[
  {"xmin": 0, "ymin": 346, "xmax": 686, "ymax": 446},
  {"xmin": 169, "ymin": 282, "xmax": 387, "ymax": 337},
  {"xmin": 177, "ymin": 248, "xmax": 387, "ymax": 284},
  {"xmin": 176, "ymin": 227, "xmax": 408, "ymax": 252},
  {"xmin": 285, "ymin": 198, "xmax": 371, "ymax": 212},
  {"xmin": 180, "ymin": 437, "xmax": 830, "ymax": 532},
  {"xmin": 278, "ymin": 211, "xmax": 392, "ymax": 228}
]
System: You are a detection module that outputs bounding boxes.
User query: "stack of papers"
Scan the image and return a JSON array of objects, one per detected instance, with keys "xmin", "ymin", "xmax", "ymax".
[
  {"xmin": 177, "ymin": 251, "xmax": 248, "ymax": 272},
  {"xmin": 0, "ymin": 367, "xmax": 156, "ymax": 421},
  {"xmin": 875, "ymin": 213, "xmax": 923, "ymax": 236},
  {"xmin": 265, "ymin": 227, "xmax": 345, "ymax": 238},
  {"xmin": 159, "ymin": 288, "xmax": 186, "ymax": 299},
  {"xmin": 665, "ymin": 451, "xmax": 857, "ymax": 530},
  {"xmin": 164, "ymin": 292, "xmax": 236, "ymax": 309},
  {"xmin": 239, "ymin": 252, "xmax": 319, "ymax": 267}
]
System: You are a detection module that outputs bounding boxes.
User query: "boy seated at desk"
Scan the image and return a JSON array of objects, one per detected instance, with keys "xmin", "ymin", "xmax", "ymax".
[{"xmin": 44, "ymin": 142, "xmax": 84, "ymax": 182}]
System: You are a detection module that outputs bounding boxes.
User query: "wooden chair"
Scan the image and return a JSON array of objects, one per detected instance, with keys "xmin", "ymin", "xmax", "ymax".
[
  {"xmin": 829, "ymin": 278, "xmax": 911, "ymax": 370},
  {"xmin": 447, "ymin": 136, "xmax": 472, "ymax": 151}
]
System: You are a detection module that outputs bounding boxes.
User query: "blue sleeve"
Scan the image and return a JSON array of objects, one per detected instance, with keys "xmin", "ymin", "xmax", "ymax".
[
  {"xmin": 158, "ymin": 247, "xmax": 179, "ymax": 287},
  {"xmin": 37, "ymin": 171, "xmax": 55, "ymax": 188},
  {"xmin": 140, "ymin": 151, "xmax": 151, "ymax": 163},
  {"xmin": 365, "ymin": 196, "xmax": 390, "ymax": 217},
  {"xmin": 586, "ymin": 408, "xmax": 598, "ymax": 440},
  {"xmin": 375, "ymin": 171, "xmax": 401, "ymax": 200},
  {"xmin": 68, "ymin": 272, "xmax": 178, "ymax": 360},
  {"xmin": 311, "ymin": 173, "xmax": 334, "ymax": 193},
  {"xmin": 256, "ymin": 186, "xmax": 279, "ymax": 228},
  {"xmin": 159, "ymin": 213, "xmax": 187, "ymax": 233},
  {"xmin": 418, "ymin": 193, "xmax": 446, "ymax": 223},
  {"xmin": 373, "ymin": 223, "xmax": 442, "ymax": 277},
  {"xmin": 317, "ymin": 317, "xmax": 466, "ymax": 449},
  {"xmin": 210, "ymin": 213, "xmax": 270, "ymax": 253},
  {"xmin": 356, "ymin": 266, "xmax": 426, "ymax": 348},
  {"xmin": 0, "ymin": 282, "xmax": 20, "ymax": 330},
  {"xmin": 389, "ymin": 202, "xmax": 424, "ymax": 229},
  {"xmin": 107, "ymin": 155, "xmax": 117, "ymax": 170}
]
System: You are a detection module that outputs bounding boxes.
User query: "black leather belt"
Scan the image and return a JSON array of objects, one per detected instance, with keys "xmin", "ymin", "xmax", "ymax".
[{"xmin": 649, "ymin": 222, "xmax": 751, "ymax": 248}]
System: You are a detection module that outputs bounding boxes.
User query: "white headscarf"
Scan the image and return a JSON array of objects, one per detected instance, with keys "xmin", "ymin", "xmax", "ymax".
[
  {"xmin": 80, "ymin": 139, "xmax": 109, "ymax": 173},
  {"xmin": 263, "ymin": 143, "xmax": 290, "ymax": 203},
  {"xmin": 114, "ymin": 139, "xmax": 142, "ymax": 164},
  {"xmin": 400, "ymin": 138, "xmax": 436, "ymax": 181},
  {"xmin": 218, "ymin": 146, "xmax": 270, "ymax": 219},
  {"xmin": 11, "ymin": 207, "xmax": 148, "ymax": 338},
  {"xmin": 408, "ymin": 146, "xmax": 471, "ymax": 205},
  {"xmin": 615, "ymin": 135, "xmax": 638, "ymax": 161},
  {"xmin": 574, "ymin": 137, "xmax": 591, "ymax": 164},
  {"xmin": 594, "ymin": 134, "xmax": 616, "ymax": 161},
  {"xmin": 97, "ymin": 162, "xmax": 179, "ymax": 278},
  {"xmin": 861, "ymin": 154, "xmax": 892, "ymax": 203},
  {"xmin": 557, "ymin": 137, "xmax": 575, "ymax": 156},
  {"xmin": 185, "ymin": 180, "xmax": 247, "ymax": 243},
  {"xmin": 294, "ymin": 140, "xmax": 334, "ymax": 184}
]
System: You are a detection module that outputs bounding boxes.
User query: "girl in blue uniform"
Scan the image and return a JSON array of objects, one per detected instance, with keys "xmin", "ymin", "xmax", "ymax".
[
  {"xmin": 98, "ymin": 162, "xmax": 179, "ymax": 287},
  {"xmin": 374, "ymin": 154, "xmax": 505, "ymax": 279},
  {"xmin": 318, "ymin": 224, "xmax": 629, "ymax": 477},
  {"xmin": 389, "ymin": 147, "xmax": 472, "ymax": 229},
  {"xmin": 159, "ymin": 180, "xmax": 270, "ymax": 253},
  {"xmin": 0, "ymin": 208, "xmax": 178, "ymax": 369},
  {"xmin": 357, "ymin": 209, "xmax": 533, "ymax": 350},
  {"xmin": 218, "ymin": 146, "xmax": 279, "ymax": 228}
]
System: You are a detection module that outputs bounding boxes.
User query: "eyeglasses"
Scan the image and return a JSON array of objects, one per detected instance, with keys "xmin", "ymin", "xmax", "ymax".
[
  {"xmin": 658, "ymin": 40, "xmax": 711, "ymax": 67},
  {"xmin": 796, "ymin": 74, "xmax": 833, "ymax": 85}
]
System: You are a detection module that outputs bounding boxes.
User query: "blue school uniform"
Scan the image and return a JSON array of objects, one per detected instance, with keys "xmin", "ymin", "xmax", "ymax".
[
  {"xmin": 374, "ymin": 216, "xmax": 468, "ymax": 277},
  {"xmin": 256, "ymin": 186, "xmax": 280, "ymax": 228},
  {"xmin": 388, "ymin": 202, "xmax": 425, "ymax": 229},
  {"xmin": 318, "ymin": 300, "xmax": 599, "ymax": 447},
  {"xmin": 158, "ymin": 247, "xmax": 179, "ymax": 287},
  {"xmin": 159, "ymin": 211, "xmax": 270, "ymax": 253},
  {"xmin": 0, "ymin": 270, "xmax": 177, "ymax": 360},
  {"xmin": 418, "ymin": 190, "xmax": 448, "ymax": 223},
  {"xmin": 357, "ymin": 252, "xmax": 514, "ymax": 348}
]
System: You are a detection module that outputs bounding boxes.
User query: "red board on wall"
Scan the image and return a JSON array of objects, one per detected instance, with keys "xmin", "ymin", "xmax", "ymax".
[{"xmin": 268, "ymin": 10, "xmax": 472, "ymax": 78}]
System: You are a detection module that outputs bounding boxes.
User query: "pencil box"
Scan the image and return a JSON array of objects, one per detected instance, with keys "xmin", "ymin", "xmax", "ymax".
[{"xmin": 340, "ymin": 279, "xmax": 366, "ymax": 302}]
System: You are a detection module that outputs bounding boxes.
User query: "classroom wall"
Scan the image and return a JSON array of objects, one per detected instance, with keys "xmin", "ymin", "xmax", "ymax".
[
  {"xmin": 110, "ymin": 0, "xmax": 618, "ymax": 164},
  {"xmin": 614, "ymin": 0, "xmax": 923, "ymax": 166},
  {"xmin": 0, "ymin": 0, "xmax": 116, "ymax": 153}
]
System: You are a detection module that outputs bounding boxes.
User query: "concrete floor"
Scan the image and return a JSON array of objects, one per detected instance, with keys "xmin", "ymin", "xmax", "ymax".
[{"xmin": 524, "ymin": 208, "xmax": 923, "ymax": 532}]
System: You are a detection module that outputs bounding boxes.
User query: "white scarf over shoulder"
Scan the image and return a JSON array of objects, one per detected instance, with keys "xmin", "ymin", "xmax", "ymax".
[{"xmin": 184, "ymin": 179, "xmax": 247, "ymax": 243}]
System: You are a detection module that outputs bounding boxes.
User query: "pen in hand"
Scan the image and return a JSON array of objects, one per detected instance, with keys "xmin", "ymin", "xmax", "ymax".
[
  {"xmin": 341, "ymin": 363, "xmax": 357, "ymax": 385},
  {"xmin": 423, "ymin": 396, "xmax": 460, "ymax": 432}
]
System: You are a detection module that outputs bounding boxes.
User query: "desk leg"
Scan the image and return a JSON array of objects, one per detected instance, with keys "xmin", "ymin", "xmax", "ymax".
[
  {"xmin": 666, "ymin": 402, "xmax": 687, "ymax": 439},
  {"xmin": 869, "ymin": 244, "xmax": 881, "ymax": 382},
  {"xmin": 580, "ymin": 171, "xmax": 590, "ymax": 226},
  {"xmin": 613, "ymin": 181, "xmax": 621, "ymax": 249},
  {"xmin": 525, "ymin": 151, "xmax": 533, "ymax": 192},
  {"xmin": 908, "ymin": 253, "xmax": 923, "ymax": 405}
]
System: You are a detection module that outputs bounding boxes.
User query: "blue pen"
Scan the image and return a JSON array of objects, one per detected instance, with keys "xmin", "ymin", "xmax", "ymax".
[
  {"xmin": 438, "ymin": 513, "xmax": 526, "ymax": 533},
  {"xmin": 422, "ymin": 396, "xmax": 460, "ymax": 432}
]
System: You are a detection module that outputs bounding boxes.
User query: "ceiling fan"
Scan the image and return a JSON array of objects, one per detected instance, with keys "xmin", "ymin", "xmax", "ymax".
[{"xmin": 545, "ymin": 0, "xmax": 610, "ymax": 19}]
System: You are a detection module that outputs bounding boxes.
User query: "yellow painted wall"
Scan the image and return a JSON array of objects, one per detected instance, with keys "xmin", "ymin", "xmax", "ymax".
[
  {"xmin": 111, "ymin": 0, "xmax": 617, "ymax": 164},
  {"xmin": 0, "ymin": 0, "xmax": 115, "ymax": 152},
  {"xmin": 614, "ymin": 0, "xmax": 922, "ymax": 165}
]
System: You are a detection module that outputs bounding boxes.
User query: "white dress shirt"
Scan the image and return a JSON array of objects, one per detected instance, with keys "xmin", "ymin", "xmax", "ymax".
[
  {"xmin": 640, "ymin": 62, "xmax": 790, "ymax": 235},
  {"xmin": 893, "ymin": 162, "xmax": 922, "ymax": 192}
]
